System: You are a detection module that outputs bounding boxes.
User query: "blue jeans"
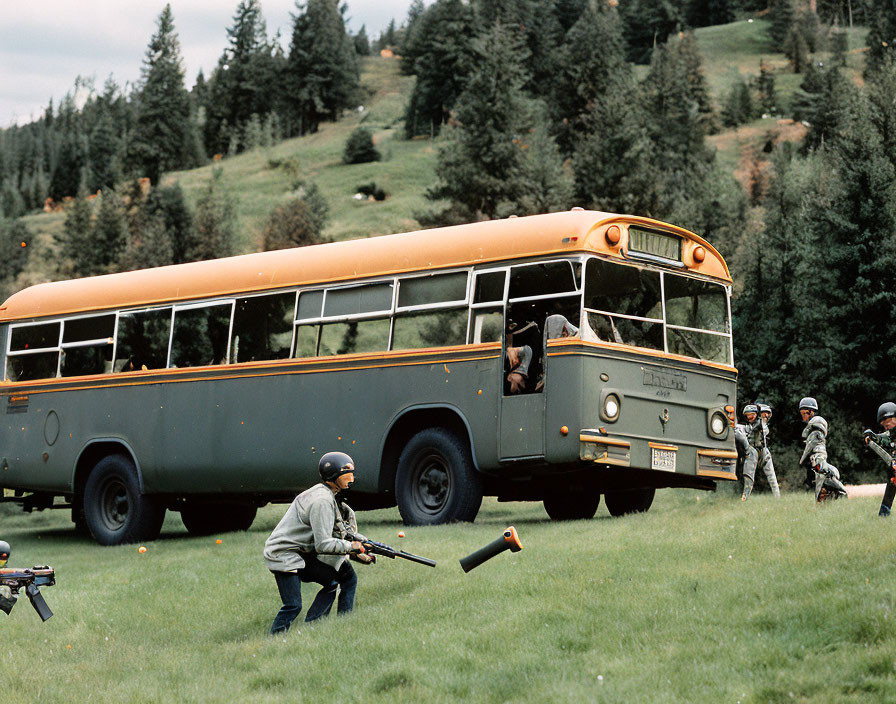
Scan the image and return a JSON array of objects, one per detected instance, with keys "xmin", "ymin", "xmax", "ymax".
[{"xmin": 270, "ymin": 555, "xmax": 357, "ymax": 634}]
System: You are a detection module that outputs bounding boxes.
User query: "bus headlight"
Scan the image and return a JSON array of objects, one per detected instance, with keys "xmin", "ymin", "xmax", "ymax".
[
  {"xmin": 603, "ymin": 394, "xmax": 621, "ymax": 422},
  {"xmin": 709, "ymin": 411, "xmax": 728, "ymax": 437}
]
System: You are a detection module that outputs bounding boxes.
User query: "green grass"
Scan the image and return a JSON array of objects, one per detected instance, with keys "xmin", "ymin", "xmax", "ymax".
[{"xmin": 4, "ymin": 490, "xmax": 895, "ymax": 702}]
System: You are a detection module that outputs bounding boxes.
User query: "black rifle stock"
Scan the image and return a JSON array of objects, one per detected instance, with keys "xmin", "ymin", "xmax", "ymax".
[
  {"xmin": 0, "ymin": 566, "xmax": 55, "ymax": 621},
  {"xmin": 347, "ymin": 534, "xmax": 436, "ymax": 567}
]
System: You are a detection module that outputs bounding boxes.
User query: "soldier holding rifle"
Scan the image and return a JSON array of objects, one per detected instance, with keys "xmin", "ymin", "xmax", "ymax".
[
  {"xmin": 264, "ymin": 452, "xmax": 374, "ymax": 635},
  {"xmin": 862, "ymin": 401, "xmax": 896, "ymax": 517},
  {"xmin": 798, "ymin": 397, "xmax": 847, "ymax": 502}
]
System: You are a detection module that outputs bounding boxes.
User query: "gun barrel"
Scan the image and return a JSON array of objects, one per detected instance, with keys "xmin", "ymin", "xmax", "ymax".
[{"xmin": 395, "ymin": 550, "xmax": 437, "ymax": 567}]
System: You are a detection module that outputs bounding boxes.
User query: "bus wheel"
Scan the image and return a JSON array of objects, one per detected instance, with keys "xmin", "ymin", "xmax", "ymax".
[
  {"xmin": 396, "ymin": 428, "xmax": 483, "ymax": 525},
  {"xmin": 543, "ymin": 491, "xmax": 600, "ymax": 521},
  {"xmin": 83, "ymin": 455, "xmax": 166, "ymax": 546},
  {"xmin": 180, "ymin": 501, "xmax": 257, "ymax": 536},
  {"xmin": 604, "ymin": 487, "xmax": 655, "ymax": 517}
]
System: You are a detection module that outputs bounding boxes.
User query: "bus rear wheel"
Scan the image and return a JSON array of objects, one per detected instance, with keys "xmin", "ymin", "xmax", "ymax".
[
  {"xmin": 543, "ymin": 491, "xmax": 600, "ymax": 521},
  {"xmin": 604, "ymin": 487, "xmax": 655, "ymax": 517},
  {"xmin": 83, "ymin": 455, "xmax": 166, "ymax": 546},
  {"xmin": 396, "ymin": 428, "xmax": 483, "ymax": 525},
  {"xmin": 180, "ymin": 501, "xmax": 257, "ymax": 536}
]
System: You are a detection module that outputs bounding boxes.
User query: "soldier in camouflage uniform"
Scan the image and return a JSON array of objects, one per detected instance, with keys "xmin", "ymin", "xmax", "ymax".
[
  {"xmin": 862, "ymin": 401, "xmax": 896, "ymax": 517},
  {"xmin": 736, "ymin": 403, "xmax": 780, "ymax": 500},
  {"xmin": 799, "ymin": 397, "xmax": 847, "ymax": 502}
]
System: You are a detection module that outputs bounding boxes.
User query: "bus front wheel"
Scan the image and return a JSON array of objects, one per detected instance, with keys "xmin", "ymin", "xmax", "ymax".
[
  {"xmin": 396, "ymin": 428, "xmax": 483, "ymax": 525},
  {"xmin": 543, "ymin": 491, "xmax": 600, "ymax": 521},
  {"xmin": 83, "ymin": 455, "xmax": 166, "ymax": 546},
  {"xmin": 604, "ymin": 487, "xmax": 655, "ymax": 517},
  {"xmin": 180, "ymin": 501, "xmax": 257, "ymax": 536}
]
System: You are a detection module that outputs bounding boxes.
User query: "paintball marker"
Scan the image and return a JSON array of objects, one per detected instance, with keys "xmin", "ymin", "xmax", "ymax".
[
  {"xmin": 0, "ymin": 566, "xmax": 55, "ymax": 621},
  {"xmin": 347, "ymin": 534, "xmax": 436, "ymax": 567}
]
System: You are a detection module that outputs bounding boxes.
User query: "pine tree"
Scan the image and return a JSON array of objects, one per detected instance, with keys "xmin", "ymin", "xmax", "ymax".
[
  {"xmin": 0, "ymin": 218, "xmax": 30, "ymax": 285},
  {"xmin": 756, "ymin": 59, "xmax": 777, "ymax": 115},
  {"xmin": 619, "ymin": 0, "xmax": 684, "ymax": 64},
  {"xmin": 143, "ymin": 184, "xmax": 196, "ymax": 265},
  {"xmin": 342, "ymin": 127, "xmax": 381, "ymax": 164},
  {"xmin": 191, "ymin": 168, "xmax": 236, "ymax": 261},
  {"xmin": 130, "ymin": 4, "xmax": 201, "ymax": 184},
  {"xmin": 402, "ymin": 0, "xmax": 475, "ymax": 138},
  {"xmin": 553, "ymin": 0, "xmax": 631, "ymax": 154},
  {"xmin": 353, "ymin": 25, "xmax": 371, "ymax": 56},
  {"xmin": 865, "ymin": 0, "xmax": 896, "ymax": 76},
  {"xmin": 284, "ymin": 0, "xmax": 360, "ymax": 136},
  {"xmin": 515, "ymin": 107, "xmax": 574, "ymax": 215},
  {"xmin": 721, "ymin": 73, "xmax": 754, "ymax": 127},
  {"xmin": 426, "ymin": 24, "xmax": 534, "ymax": 219},
  {"xmin": 57, "ymin": 195, "xmax": 96, "ymax": 277},
  {"xmin": 866, "ymin": 56, "xmax": 896, "ymax": 171},
  {"xmin": 92, "ymin": 189, "xmax": 128, "ymax": 272}
]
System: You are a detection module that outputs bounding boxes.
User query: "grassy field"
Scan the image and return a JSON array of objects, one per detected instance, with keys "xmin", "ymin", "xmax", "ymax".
[{"xmin": 3, "ymin": 489, "xmax": 895, "ymax": 703}]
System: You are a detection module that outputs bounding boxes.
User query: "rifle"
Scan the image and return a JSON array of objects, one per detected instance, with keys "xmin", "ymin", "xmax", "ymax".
[
  {"xmin": 863, "ymin": 430, "xmax": 896, "ymax": 484},
  {"xmin": 347, "ymin": 534, "xmax": 436, "ymax": 567},
  {"xmin": 0, "ymin": 566, "xmax": 55, "ymax": 621}
]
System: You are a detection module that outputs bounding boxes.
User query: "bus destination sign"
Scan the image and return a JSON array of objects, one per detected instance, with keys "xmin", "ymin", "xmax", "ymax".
[{"xmin": 628, "ymin": 227, "xmax": 682, "ymax": 262}]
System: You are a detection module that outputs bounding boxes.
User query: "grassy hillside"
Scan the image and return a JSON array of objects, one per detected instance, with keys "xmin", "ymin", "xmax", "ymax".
[
  {"xmin": 3, "ymin": 490, "xmax": 894, "ymax": 702},
  {"xmin": 13, "ymin": 20, "xmax": 868, "ymax": 287}
]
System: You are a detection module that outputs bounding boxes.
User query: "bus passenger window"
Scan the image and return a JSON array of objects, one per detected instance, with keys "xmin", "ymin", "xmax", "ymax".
[
  {"xmin": 398, "ymin": 272, "xmax": 467, "ymax": 307},
  {"xmin": 60, "ymin": 314, "xmax": 115, "ymax": 377},
  {"xmin": 319, "ymin": 319, "xmax": 389, "ymax": 356},
  {"xmin": 115, "ymin": 308, "xmax": 172, "ymax": 372},
  {"xmin": 231, "ymin": 293, "xmax": 296, "ymax": 363},
  {"xmin": 508, "ymin": 261, "xmax": 577, "ymax": 299},
  {"xmin": 469, "ymin": 309, "xmax": 503, "ymax": 344},
  {"xmin": 7, "ymin": 321, "xmax": 61, "ymax": 381},
  {"xmin": 392, "ymin": 309, "xmax": 467, "ymax": 350},
  {"xmin": 6, "ymin": 352, "xmax": 59, "ymax": 382},
  {"xmin": 170, "ymin": 304, "xmax": 232, "ymax": 368},
  {"xmin": 294, "ymin": 325, "xmax": 319, "ymax": 357}
]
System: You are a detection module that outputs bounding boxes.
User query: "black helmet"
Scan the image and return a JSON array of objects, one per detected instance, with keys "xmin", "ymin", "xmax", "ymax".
[
  {"xmin": 878, "ymin": 402, "xmax": 896, "ymax": 425},
  {"xmin": 0, "ymin": 540, "xmax": 9, "ymax": 567},
  {"xmin": 799, "ymin": 397, "xmax": 818, "ymax": 412},
  {"xmin": 318, "ymin": 452, "xmax": 355, "ymax": 482}
]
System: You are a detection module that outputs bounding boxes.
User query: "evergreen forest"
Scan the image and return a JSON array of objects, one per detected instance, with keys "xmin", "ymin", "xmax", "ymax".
[{"xmin": 2, "ymin": 0, "xmax": 896, "ymax": 486}]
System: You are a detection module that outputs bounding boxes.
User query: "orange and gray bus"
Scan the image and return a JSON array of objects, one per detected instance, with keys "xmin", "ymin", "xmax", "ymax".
[{"xmin": 0, "ymin": 210, "xmax": 738, "ymax": 544}]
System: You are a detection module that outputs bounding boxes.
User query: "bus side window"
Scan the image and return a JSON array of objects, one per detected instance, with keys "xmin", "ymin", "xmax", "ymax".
[
  {"xmin": 470, "ymin": 309, "xmax": 503, "ymax": 344},
  {"xmin": 230, "ymin": 293, "xmax": 296, "ymax": 363},
  {"xmin": 170, "ymin": 304, "xmax": 232, "ymax": 368},
  {"xmin": 7, "ymin": 321, "xmax": 61, "ymax": 381},
  {"xmin": 392, "ymin": 309, "xmax": 467, "ymax": 350},
  {"xmin": 60, "ymin": 314, "xmax": 115, "ymax": 378},
  {"xmin": 294, "ymin": 324, "xmax": 319, "ymax": 358},
  {"xmin": 115, "ymin": 308, "xmax": 172, "ymax": 372},
  {"xmin": 319, "ymin": 319, "xmax": 390, "ymax": 356}
]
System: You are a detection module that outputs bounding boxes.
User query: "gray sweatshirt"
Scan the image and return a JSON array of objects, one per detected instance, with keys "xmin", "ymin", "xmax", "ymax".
[{"xmin": 263, "ymin": 483, "xmax": 366, "ymax": 572}]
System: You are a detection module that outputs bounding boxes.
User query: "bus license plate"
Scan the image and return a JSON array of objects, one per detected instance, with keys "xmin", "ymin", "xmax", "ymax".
[{"xmin": 651, "ymin": 448, "xmax": 676, "ymax": 472}]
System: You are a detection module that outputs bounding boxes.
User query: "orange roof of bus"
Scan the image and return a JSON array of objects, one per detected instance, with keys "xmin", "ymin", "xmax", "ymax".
[{"xmin": 0, "ymin": 210, "xmax": 730, "ymax": 322}]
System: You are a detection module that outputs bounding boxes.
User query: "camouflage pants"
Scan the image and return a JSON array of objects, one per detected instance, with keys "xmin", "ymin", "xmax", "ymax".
[
  {"xmin": 742, "ymin": 447, "xmax": 780, "ymax": 500},
  {"xmin": 811, "ymin": 454, "xmax": 846, "ymax": 501}
]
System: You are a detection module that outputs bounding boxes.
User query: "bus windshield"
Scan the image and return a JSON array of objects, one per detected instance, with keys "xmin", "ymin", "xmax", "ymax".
[{"xmin": 583, "ymin": 257, "xmax": 731, "ymax": 364}]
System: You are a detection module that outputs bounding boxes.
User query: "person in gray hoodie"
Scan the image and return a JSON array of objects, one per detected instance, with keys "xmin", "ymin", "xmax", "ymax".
[{"xmin": 264, "ymin": 452, "xmax": 373, "ymax": 634}]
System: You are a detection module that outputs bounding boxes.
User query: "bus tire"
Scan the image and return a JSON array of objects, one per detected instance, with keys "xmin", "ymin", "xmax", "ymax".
[
  {"xmin": 543, "ymin": 491, "xmax": 600, "ymax": 521},
  {"xmin": 180, "ymin": 501, "xmax": 257, "ymax": 536},
  {"xmin": 604, "ymin": 487, "xmax": 655, "ymax": 517},
  {"xmin": 83, "ymin": 455, "xmax": 166, "ymax": 546},
  {"xmin": 396, "ymin": 427, "xmax": 483, "ymax": 525}
]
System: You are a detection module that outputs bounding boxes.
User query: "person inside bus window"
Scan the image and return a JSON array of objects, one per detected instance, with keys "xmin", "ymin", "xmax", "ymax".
[
  {"xmin": 505, "ymin": 318, "xmax": 539, "ymax": 395},
  {"xmin": 544, "ymin": 314, "xmax": 578, "ymax": 342},
  {"xmin": 264, "ymin": 452, "xmax": 374, "ymax": 635}
]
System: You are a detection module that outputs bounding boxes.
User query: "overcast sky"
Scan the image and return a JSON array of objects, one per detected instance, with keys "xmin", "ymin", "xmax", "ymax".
[{"xmin": 1, "ymin": 1, "xmax": 424, "ymax": 127}]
